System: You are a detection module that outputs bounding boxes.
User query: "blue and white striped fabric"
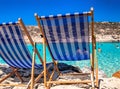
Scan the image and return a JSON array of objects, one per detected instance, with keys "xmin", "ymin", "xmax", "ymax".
[
  {"xmin": 0, "ymin": 23, "xmax": 42, "ymax": 68},
  {"xmin": 40, "ymin": 13, "xmax": 90, "ymax": 61}
]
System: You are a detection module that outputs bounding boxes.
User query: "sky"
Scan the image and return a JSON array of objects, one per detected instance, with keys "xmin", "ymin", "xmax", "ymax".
[{"xmin": 0, "ymin": 0, "xmax": 120, "ymax": 25}]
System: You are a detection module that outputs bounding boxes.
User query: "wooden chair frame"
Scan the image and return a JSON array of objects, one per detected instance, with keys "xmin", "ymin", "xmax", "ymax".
[
  {"xmin": 0, "ymin": 18, "xmax": 52, "ymax": 88},
  {"xmin": 35, "ymin": 7, "xmax": 98, "ymax": 89}
]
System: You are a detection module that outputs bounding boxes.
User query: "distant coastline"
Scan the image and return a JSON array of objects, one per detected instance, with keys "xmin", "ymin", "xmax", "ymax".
[{"xmin": 23, "ymin": 22, "xmax": 120, "ymax": 44}]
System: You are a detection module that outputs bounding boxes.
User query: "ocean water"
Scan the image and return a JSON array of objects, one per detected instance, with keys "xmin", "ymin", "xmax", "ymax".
[{"xmin": 0, "ymin": 42, "xmax": 120, "ymax": 77}]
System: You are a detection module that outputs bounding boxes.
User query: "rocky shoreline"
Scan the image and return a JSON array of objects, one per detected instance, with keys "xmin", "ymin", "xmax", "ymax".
[
  {"xmin": 0, "ymin": 63, "xmax": 120, "ymax": 89},
  {"xmin": 22, "ymin": 22, "xmax": 120, "ymax": 43}
]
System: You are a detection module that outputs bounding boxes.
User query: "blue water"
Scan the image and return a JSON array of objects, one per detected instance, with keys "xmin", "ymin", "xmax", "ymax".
[{"xmin": 0, "ymin": 42, "xmax": 120, "ymax": 77}]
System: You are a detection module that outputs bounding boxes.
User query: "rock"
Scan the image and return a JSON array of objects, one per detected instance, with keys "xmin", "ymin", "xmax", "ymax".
[
  {"xmin": 58, "ymin": 63, "xmax": 82, "ymax": 73},
  {"xmin": 112, "ymin": 71, "xmax": 120, "ymax": 78},
  {"xmin": 20, "ymin": 23, "xmax": 120, "ymax": 43}
]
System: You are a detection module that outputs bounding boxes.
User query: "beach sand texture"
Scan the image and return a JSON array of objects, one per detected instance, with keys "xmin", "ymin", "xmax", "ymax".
[{"xmin": 0, "ymin": 64, "xmax": 120, "ymax": 89}]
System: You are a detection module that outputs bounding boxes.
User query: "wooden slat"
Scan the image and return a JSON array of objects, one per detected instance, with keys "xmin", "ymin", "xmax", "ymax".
[
  {"xmin": 0, "ymin": 84, "xmax": 26, "ymax": 86},
  {"xmin": 47, "ymin": 80, "xmax": 96, "ymax": 84},
  {"xmin": 60, "ymin": 73, "xmax": 90, "ymax": 76}
]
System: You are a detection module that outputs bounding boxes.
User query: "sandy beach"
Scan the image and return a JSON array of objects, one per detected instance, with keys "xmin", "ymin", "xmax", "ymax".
[{"xmin": 0, "ymin": 64, "xmax": 120, "ymax": 89}]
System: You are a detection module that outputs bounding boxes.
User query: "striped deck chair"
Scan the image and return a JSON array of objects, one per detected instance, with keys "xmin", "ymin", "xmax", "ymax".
[
  {"xmin": 35, "ymin": 8, "xmax": 98, "ymax": 89},
  {"xmin": 0, "ymin": 18, "xmax": 52, "ymax": 88}
]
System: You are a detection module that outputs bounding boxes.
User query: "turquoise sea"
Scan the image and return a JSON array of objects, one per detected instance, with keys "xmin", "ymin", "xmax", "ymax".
[{"xmin": 0, "ymin": 42, "xmax": 120, "ymax": 77}]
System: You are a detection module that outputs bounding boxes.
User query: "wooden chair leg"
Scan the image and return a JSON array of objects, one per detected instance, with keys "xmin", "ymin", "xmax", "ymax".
[
  {"xmin": 91, "ymin": 73, "xmax": 95, "ymax": 89},
  {"xmin": 15, "ymin": 71, "xmax": 24, "ymax": 83},
  {"xmin": 47, "ymin": 68, "xmax": 55, "ymax": 88},
  {"xmin": 55, "ymin": 61, "xmax": 60, "ymax": 74},
  {"xmin": 11, "ymin": 67, "xmax": 24, "ymax": 83},
  {"xmin": 30, "ymin": 42, "xmax": 36, "ymax": 89},
  {"xmin": 0, "ymin": 68, "xmax": 18, "ymax": 83},
  {"xmin": 94, "ymin": 48, "xmax": 98, "ymax": 88},
  {"xmin": 95, "ymin": 65, "xmax": 99, "ymax": 88},
  {"xmin": 35, "ymin": 71, "xmax": 44, "ymax": 83},
  {"xmin": 34, "ymin": 63, "xmax": 52, "ymax": 83}
]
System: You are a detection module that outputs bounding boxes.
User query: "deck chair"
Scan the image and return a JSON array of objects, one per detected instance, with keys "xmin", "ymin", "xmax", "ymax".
[
  {"xmin": 35, "ymin": 7, "xmax": 98, "ymax": 89},
  {"xmin": 0, "ymin": 18, "xmax": 52, "ymax": 88}
]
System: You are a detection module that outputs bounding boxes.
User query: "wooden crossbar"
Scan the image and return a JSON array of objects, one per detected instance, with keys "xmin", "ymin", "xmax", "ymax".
[
  {"xmin": 47, "ymin": 80, "xmax": 96, "ymax": 84},
  {"xmin": 0, "ymin": 84, "xmax": 26, "ymax": 86},
  {"xmin": 60, "ymin": 73, "xmax": 90, "ymax": 76}
]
